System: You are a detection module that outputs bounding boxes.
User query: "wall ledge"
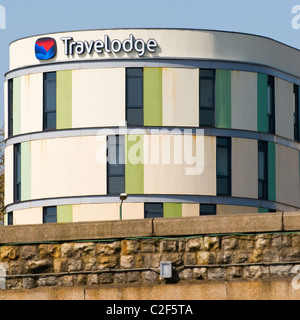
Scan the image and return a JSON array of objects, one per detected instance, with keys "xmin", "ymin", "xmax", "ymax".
[{"xmin": 1, "ymin": 212, "xmax": 299, "ymax": 245}]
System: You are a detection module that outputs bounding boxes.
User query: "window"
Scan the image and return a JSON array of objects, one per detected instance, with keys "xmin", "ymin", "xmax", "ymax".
[
  {"xmin": 217, "ymin": 137, "xmax": 231, "ymax": 196},
  {"xmin": 200, "ymin": 204, "xmax": 216, "ymax": 216},
  {"xmin": 267, "ymin": 75, "xmax": 275, "ymax": 134},
  {"xmin": 258, "ymin": 141, "xmax": 268, "ymax": 200},
  {"xmin": 43, "ymin": 206, "xmax": 57, "ymax": 223},
  {"xmin": 144, "ymin": 203, "xmax": 163, "ymax": 218},
  {"xmin": 107, "ymin": 135, "xmax": 125, "ymax": 195},
  {"xmin": 7, "ymin": 212, "xmax": 13, "ymax": 225},
  {"xmin": 199, "ymin": 69, "xmax": 215, "ymax": 127},
  {"xmin": 126, "ymin": 68, "xmax": 143, "ymax": 126},
  {"xmin": 14, "ymin": 143, "xmax": 21, "ymax": 202},
  {"xmin": 294, "ymin": 84, "xmax": 300, "ymax": 142},
  {"xmin": 8, "ymin": 79, "xmax": 13, "ymax": 137},
  {"xmin": 43, "ymin": 72, "xmax": 56, "ymax": 130}
]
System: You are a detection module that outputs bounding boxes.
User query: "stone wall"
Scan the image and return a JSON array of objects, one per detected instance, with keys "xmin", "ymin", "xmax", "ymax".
[{"xmin": 1, "ymin": 212, "xmax": 300, "ymax": 298}]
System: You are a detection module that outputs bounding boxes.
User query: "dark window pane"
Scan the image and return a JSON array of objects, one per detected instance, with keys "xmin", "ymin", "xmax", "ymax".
[
  {"xmin": 258, "ymin": 141, "xmax": 268, "ymax": 200},
  {"xmin": 217, "ymin": 147, "xmax": 229, "ymax": 176},
  {"xmin": 200, "ymin": 204, "xmax": 216, "ymax": 216},
  {"xmin": 45, "ymin": 82, "xmax": 56, "ymax": 111},
  {"xmin": 200, "ymin": 79, "xmax": 214, "ymax": 108},
  {"xmin": 199, "ymin": 69, "xmax": 215, "ymax": 127},
  {"xmin": 7, "ymin": 212, "xmax": 13, "ymax": 225},
  {"xmin": 108, "ymin": 164, "xmax": 125, "ymax": 176},
  {"xmin": 217, "ymin": 137, "xmax": 231, "ymax": 196},
  {"xmin": 8, "ymin": 79, "xmax": 13, "ymax": 137},
  {"xmin": 43, "ymin": 206, "xmax": 57, "ymax": 223},
  {"xmin": 267, "ymin": 76, "xmax": 275, "ymax": 134},
  {"xmin": 14, "ymin": 144, "xmax": 21, "ymax": 202},
  {"xmin": 107, "ymin": 135, "xmax": 125, "ymax": 195},
  {"xmin": 126, "ymin": 68, "xmax": 143, "ymax": 126},
  {"xmin": 127, "ymin": 68, "xmax": 143, "ymax": 77},
  {"xmin": 294, "ymin": 84, "xmax": 300, "ymax": 142},
  {"xmin": 258, "ymin": 150, "xmax": 265, "ymax": 180},
  {"xmin": 144, "ymin": 203, "xmax": 163, "ymax": 218},
  {"xmin": 127, "ymin": 78, "xmax": 143, "ymax": 108},
  {"xmin": 45, "ymin": 72, "xmax": 56, "ymax": 81},
  {"xmin": 258, "ymin": 181, "xmax": 264, "ymax": 199},
  {"xmin": 43, "ymin": 72, "xmax": 56, "ymax": 130},
  {"xmin": 107, "ymin": 136, "xmax": 125, "ymax": 165},
  {"xmin": 217, "ymin": 177, "xmax": 230, "ymax": 195},
  {"xmin": 199, "ymin": 69, "xmax": 215, "ymax": 77},
  {"xmin": 108, "ymin": 176, "xmax": 125, "ymax": 194},
  {"xmin": 199, "ymin": 109, "xmax": 214, "ymax": 127},
  {"xmin": 126, "ymin": 108, "xmax": 143, "ymax": 126},
  {"xmin": 46, "ymin": 112, "xmax": 56, "ymax": 130}
]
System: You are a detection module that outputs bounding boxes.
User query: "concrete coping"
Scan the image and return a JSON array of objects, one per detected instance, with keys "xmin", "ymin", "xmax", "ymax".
[{"xmin": 0, "ymin": 212, "xmax": 300, "ymax": 245}]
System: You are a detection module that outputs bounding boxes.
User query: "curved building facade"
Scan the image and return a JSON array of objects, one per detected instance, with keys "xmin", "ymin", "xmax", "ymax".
[{"xmin": 4, "ymin": 29, "xmax": 300, "ymax": 225}]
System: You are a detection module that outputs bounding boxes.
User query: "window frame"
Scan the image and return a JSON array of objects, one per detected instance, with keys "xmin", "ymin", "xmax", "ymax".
[
  {"xmin": 43, "ymin": 206, "xmax": 57, "ymax": 224},
  {"xmin": 267, "ymin": 75, "xmax": 275, "ymax": 134},
  {"xmin": 258, "ymin": 140, "xmax": 268, "ymax": 200},
  {"xmin": 216, "ymin": 137, "xmax": 231, "ymax": 196},
  {"xmin": 8, "ymin": 79, "xmax": 13, "ymax": 137},
  {"xmin": 294, "ymin": 84, "xmax": 300, "ymax": 142},
  {"xmin": 13, "ymin": 143, "xmax": 21, "ymax": 202},
  {"xmin": 43, "ymin": 72, "xmax": 57, "ymax": 131},
  {"xmin": 126, "ymin": 68, "xmax": 144, "ymax": 126},
  {"xmin": 144, "ymin": 203, "xmax": 164, "ymax": 218},
  {"xmin": 200, "ymin": 204, "xmax": 216, "ymax": 216},
  {"xmin": 107, "ymin": 135, "xmax": 125, "ymax": 195},
  {"xmin": 199, "ymin": 69, "xmax": 215, "ymax": 127},
  {"xmin": 7, "ymin": 212, "xmax": 13, "ymax": 225}
]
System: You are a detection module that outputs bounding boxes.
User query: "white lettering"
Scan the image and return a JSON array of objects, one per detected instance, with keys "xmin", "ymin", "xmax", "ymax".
[
  {"xmin": 60, "ymin": 34, "xmax": 157, "ymax": 57},
  {"xmin": 84, "ymin": 40, "xmax": 94, "ymax": 54},
  {"xmin": 60, "ymin": 37, "xmax": 73, "ymax": 55},
  {"xmin": 292, "ymin": 5, "xmax": 300, "ymax": 30}
]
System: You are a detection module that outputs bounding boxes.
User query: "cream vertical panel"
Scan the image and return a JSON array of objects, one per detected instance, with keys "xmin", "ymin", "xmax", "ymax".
[
  {"xmin": 182, "ymin": 203, "xmax": 200, "ymax": 217},
  {"xmin": 13, "ymin": 208, "xmax": 43, "ymax": 225},
  {"xmin": 122, "ymin": 203, "xmax": 144, "ymax": 220},
  {"xmin": 275, "ymin": 78, "xmax": 294, "ymax": 140},
  {"xmin": 31, "ymin": 136, "xmax": 107, "ymax": 199},
  {"xmin": 162, "ymin": 68, "xmax": 199, "ymax": 127},
  {"xmin": 144, "ymin": 135, "xmax": 216, "ymax": 195},
  {"xmin": 4, "ymin": 81, "xmax": 8, "ymax": 139},
  {"xmin": 232, "ymin": 138, "xmax": 258, "ymax": 199},
  {"xmin": 21, "ymin": 73, "xmax": 43, "ymax": 134},
  {"xmin": 73, "ymin": 203, "xmax": 119, "ymax": 222},
  {"xmin": 4, "ymin": 145, "xmax": 13, "ymax": 206},
  {"xmin": 276, "ymin": 145, "xmax": 300, "ymax": 207},
  {"xmin": 231, "ymin": 71, "xmax": 257, "ymax": 131},
  {"xmin": 72, "ymin": 68, "xmax": 125, "ymax": 128}
]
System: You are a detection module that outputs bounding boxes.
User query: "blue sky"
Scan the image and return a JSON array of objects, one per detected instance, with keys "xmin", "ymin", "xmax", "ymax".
[{"xmin": 0, "ymin": 0, "xmax": 299, "ymax": 126}]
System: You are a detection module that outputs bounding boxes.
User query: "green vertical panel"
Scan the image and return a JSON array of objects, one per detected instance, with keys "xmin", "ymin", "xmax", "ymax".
[
  {"xmin": 57, "ymin": 70, "xmax": 72, "ymax": 129},
  {"xmin": 13, "ymin": 77, "xmax": 21, "ymax": 135},
  {"xmin": 163, "ymin": 203, "xmax": 182, "ymax": 218},
  {"xmin": 215, "ymin": 70, "xmax": 231, "ymax": 128},
  {"xmin": 257, "ymin": 73, "xmax": 268, "ymax": 133},
  {"xmin": 57, "ymin": 205, "xmax": 73, "ymax": 223},
  {"xmin": 125, "ymin": 135, "xmax": 144, "ymax": 194},
  {"xmin": 258, "ymin": 207, "xmax": 268, "ymax": 213},
  {"xmin": 268, "ymin": 142, "xmax": 276, "ymax": 202},
  {"xmin": 21, "ymin": 141, "xmax": 31, "ymax": 201},
  {"xmin": 144, "ymin": 68, "xmax": 162, "ymax": 126}
]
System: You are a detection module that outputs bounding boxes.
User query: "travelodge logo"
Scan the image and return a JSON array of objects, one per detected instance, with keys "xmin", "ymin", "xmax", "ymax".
[
  {"xmin": 35, "ymin": 37, "xmax": 57, "ymax": 60},
  {"xmin": 35, "ymin": 34, "xmax": 158, "ymax": 60}
]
